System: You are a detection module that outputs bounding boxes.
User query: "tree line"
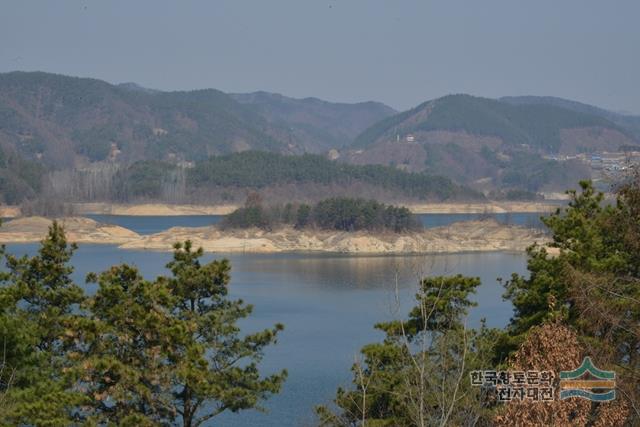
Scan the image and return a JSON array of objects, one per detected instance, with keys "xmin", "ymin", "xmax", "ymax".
[
  {"xmin": 187, "ymin": 151, "xmax": 482, "ymax": 201},
  {"xmin": 220, "ymin": 195, "xmax": 423, "ymax": 233},
  {"xmin": 25, "ymin": 151, "xmax": 482, "ymax": 215}
]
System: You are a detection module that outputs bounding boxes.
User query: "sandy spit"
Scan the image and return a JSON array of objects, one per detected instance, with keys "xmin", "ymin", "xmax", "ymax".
[
  {"xmin": 0, "ymin": 216, "xmax": 140, "ymax": 244},
  {"xmin": 71, "ymin": 203, "xmax": 238, "ymax": 216},
  {"xmin": 405, "ymin": 202, "xmax": 559, "ymax": 214}
]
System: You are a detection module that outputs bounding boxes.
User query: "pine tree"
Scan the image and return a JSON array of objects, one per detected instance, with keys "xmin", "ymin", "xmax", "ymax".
[
  {"xmin": 81, "ymin": 241, "xmax": 286, "ymax": 426},
  {"xmin": 317, "ymin": 275, "xmax": 498, "ymax": 426},
  {"xmin": 0, "ymin": 221, "xmax": 87, "ymax": 425},
  {"xmin": 0, "ymin": 225, "xmax": 286, "ymax": 426}
]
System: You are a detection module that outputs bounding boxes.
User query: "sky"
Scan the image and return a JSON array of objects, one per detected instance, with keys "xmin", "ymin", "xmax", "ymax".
[{"xmin": 1, "ymin": 0, "xmax": 639, "ymax": 113}]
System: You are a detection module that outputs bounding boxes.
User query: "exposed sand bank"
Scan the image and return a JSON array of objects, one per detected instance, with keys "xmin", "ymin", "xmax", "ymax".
[
  {"xmin": 0, "ymin": 217, "xmax": 140, "ymax": 244},
  {"xmin": 405, "ymin": 202, "xmax": 559, "ymax": 214},
  {"xmin": 120, "ymin": 219, "xmax": 548, "ymax": 254},
  {"xmin": 0, "ymin": 205, "xmax": 21, "ymax": 218},
  {"xmin": 72, "ymin": 203, "xmax": 238, "ymax": 216}
]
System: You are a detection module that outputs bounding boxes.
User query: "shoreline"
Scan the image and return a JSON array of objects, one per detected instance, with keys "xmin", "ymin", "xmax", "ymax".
[
  {"xmin": 119, "ymin": 220, "xmax": 546, "ymax": 254},
  {"xmin": 0, "ymin": 216, "xmax": 547, "ymax": 255},
  {"xmin": 1, "ymin": 201, "xmax": 561, "ymax": 218}
]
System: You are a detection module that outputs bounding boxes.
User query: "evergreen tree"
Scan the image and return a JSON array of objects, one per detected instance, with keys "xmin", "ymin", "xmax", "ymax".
[
  {"xmin": 0, "ymin": 222, "xmax": 87, "ymax": 425},
  {"xmin": 497, "ymin": 178, "xmax": 640, "ymax": 420},
  {"xmin": 164, "ymin": 241, "xmax": 286, "ymax": 426},
  {"xmin": 81, "ymin": 241, "xmax": 286, "ymax": 426},
  {"xmin": 317, "ymin": 275, "xmax": 498, "ymax": 426},
  {"xmin": 0, "ymin": 225, "xmax": 286, "ymax": 426}
]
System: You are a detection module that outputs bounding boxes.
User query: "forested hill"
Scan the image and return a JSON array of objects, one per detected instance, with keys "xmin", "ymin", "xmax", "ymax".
[
  {"xmin": 0, "ymin": 149, "xmax": 44, "ymax": 204},
  {"xmin": 343, "ymin": 94, "xmax": 639, "ymax": 193},
  {"xmin": 230, "ymin": 91, "xmax": 396, "ymax": 152},
  {"xmin": 354, "ymin": 94, "xmax": 637, "ymax": 152},
  {"xmin": 0, "ymin": 71, "xmax": 397, "ymax": 171},
  {"xmin": 0, "ymin": 71, "xmax": 296, "ymax": 168},
  {"xmin": 110, "ymin": 151, "xmax": 484, "ymax": 204},
  {"xmin": 500, "ymin": 95, "xmax": 640, "ymax": 141}
]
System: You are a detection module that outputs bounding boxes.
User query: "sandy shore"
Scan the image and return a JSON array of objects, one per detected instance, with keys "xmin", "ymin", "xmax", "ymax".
[
  {"xmin": 120, "ymin": 219, "xmax": 548, "ymax": 254},
  {"xmin": 0, "ymin": 205, "xmax": 21, "ymax": 218},
  {"xmin": 404, "ymin": 202, "xmax": 559, "ymax": 214},
  {"xmin": 71, "ymin": 203, "xmax": 238, "ymax": 216},
  {"xmin": 0, "ymin": 217, "xmax": 140, "ymax": 244}
]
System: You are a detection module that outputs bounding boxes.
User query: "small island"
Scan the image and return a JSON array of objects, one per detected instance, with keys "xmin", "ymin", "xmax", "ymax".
[
  {"xmin": 121, "ymin": 198, "xmax": 548, "ymax": 254},
  {"xmin": 0, "ymin": 198, "xmax": 549, "ymax": 254}
]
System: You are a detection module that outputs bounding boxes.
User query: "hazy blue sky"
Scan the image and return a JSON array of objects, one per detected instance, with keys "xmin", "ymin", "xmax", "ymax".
[{"xmin": 1, "ymin": 1, "xmax": 639, "ymax": 113}]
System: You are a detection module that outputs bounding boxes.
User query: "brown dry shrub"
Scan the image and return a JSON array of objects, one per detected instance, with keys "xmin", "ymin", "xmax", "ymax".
[{"xmin": 494, "ymin": 321, "xmax": 628, "ymax": 426}]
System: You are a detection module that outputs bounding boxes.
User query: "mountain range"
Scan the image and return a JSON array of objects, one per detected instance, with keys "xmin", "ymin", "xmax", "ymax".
[
  {"xmin": 0, "ymin": 70, "xmax": 639, "ymax": 204},
  {"xmin": 0, "ymin": 71, "xmax": 394, "ymax": 170}
]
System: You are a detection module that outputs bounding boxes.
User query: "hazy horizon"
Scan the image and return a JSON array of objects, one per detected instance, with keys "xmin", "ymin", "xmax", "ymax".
[{"xmin": 2, "ymin": 1, "xmax": 639, "ymax": 114}]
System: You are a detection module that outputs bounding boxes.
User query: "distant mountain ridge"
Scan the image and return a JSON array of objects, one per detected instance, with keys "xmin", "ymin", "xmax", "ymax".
[
  {"xmin": 116, "ymin": 82, "xmax": 160, "ymax": 94},
  {"xmin": 0, "ymin": 71, "xmax": 293, "ymax": 168},
  {"xmin": 345, "ymin": 94, "xmax": 638, "ymax": 193},
  {"xmin": 230, "ymin": 91, "xmax": 396, "ymax": 152},
  {"xmin": 354, "ymin": 94, "xmax": 636, "ymax": 152},
  {"xmin": 500, "ymin": 95, "xmax": 640, "ymax": 140},
  {"xmin": 0, "ymin": 71, "xmax": 397, "ymax": 171}
]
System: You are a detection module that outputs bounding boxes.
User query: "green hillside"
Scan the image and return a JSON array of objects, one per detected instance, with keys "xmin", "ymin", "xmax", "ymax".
[
  {"xmin": 354, "ymin": 94, "xmax": 630, "ymax": 152},
  {"xmin": 500, "ymin": 95, "xmax": 640, "ymax": 140},
  {"xmin": 106, "ymin": 151, "xmax": 483, "ymax": 202},
  {"xmin": 187, "ymin": 151, "xmax": 482, "ymax": 201},
  {"xmin": 0, "ymin": 148, "xmax": 44, "ymax": 204}
]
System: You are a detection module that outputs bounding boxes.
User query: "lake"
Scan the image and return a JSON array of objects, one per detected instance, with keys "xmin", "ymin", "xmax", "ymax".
[{"xmin": 5, "ymin": 215, "xmax": 531, "ymax": 426}]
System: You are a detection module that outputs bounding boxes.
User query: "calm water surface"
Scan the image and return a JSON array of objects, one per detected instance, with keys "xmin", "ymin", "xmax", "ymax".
[{"xmin": 5, "ymin": 215, "xmax": 530, "ymax": 426}]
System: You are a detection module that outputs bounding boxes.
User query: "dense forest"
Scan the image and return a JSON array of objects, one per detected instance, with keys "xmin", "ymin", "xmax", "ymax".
[
  {"xmin": 37, "ymin": 151, "xmax": 483, "ymax": 209},
  {"xmin": 220, "ymin": 196, "xmax": 422, "ymax": 233},
  {"xmin": 0, "ymin": 148, "xmax": 45, "ymax": 204},
  {"xmin": 187, "ymin": 152, "xmax": 482, "ymax": 201}
]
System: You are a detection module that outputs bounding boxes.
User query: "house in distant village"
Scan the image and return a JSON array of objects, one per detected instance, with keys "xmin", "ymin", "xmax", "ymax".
[{"xmin": 395, "ymin": 133, "xmax": 416, "ymax": 143}]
